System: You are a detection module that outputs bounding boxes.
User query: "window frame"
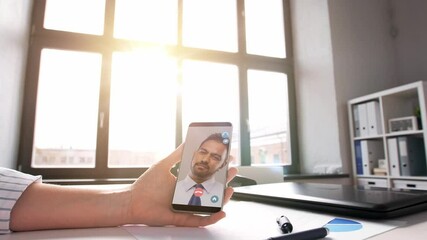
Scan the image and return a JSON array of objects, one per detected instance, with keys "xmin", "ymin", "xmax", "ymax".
[{"xmin": 18, "ymin": 0, "xmax": 298, "ymax": 180}]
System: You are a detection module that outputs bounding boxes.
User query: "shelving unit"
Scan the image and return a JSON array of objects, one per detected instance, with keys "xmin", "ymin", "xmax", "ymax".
[{"xmin": 348, "ymin": 81, "xmax": 427, "ymax": 190}]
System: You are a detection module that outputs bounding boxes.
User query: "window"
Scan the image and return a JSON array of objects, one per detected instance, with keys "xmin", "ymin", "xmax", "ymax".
[
  {"xmin": 109, "ymin": 51, "xmax": 178, "ymax": 167},
  {"xmin": 19, "ymin": 0, "xmax": 296, "ymax": 180},
  {"xmin": 181, "ymin": 60, "xmax": 240, "ymax": 162},
  {"xmin": 114, "ymin": 0, "xmax": 177, "ymax": 44},
  {"xmin": 248, "ymin": 70, "xmax": 289, "ymax": 166},
  {"xmin": 33, "ymin": 49, "xmax": 101, "ymax": 168},
  {"xmin": 182, "ymin": 0, "xmax": 238, "ymax": 52},
  {"xmin": 44, "ymin": 0, "xmax": 106, "ymax": 35},
  {"xmin": 245, "ymin": 0, "xmax": 286, "ymax": 58}
]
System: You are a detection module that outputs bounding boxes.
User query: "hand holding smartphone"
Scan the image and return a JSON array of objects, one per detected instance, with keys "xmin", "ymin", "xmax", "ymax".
[{"xmin": 171, "ymin": 122, "xmax": 232, "ymax": 214}]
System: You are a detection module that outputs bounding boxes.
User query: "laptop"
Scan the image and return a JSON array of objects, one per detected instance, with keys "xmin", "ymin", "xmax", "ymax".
[{"xmin": 232, "ymin": 182, "xmax": 427, "ymax": 219}]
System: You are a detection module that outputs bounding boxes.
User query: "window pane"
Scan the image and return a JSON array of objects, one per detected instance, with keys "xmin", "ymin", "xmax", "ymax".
[
  {"xmin": 109, "ymin": 50, "xmax": 178, "ymax": 167},
  {"xmin": 114, "ymin": 0, "xmax": 177, "ymax": 44},
  {"xmin": 44, "ymin": 0, "xmax": 105, "ymax": 35},
  {"xmin": 183, "ymin": 0, "xmax": 237, "ymax": 52},
  {"xmin": 245, "ymin": 0, "xmax": 286, "ymax": 58},
  {"xmin": 33, "ymin": 49, "xmax": 102, "ymax": 168},
  {"xmin": 181, "ymin": 60, "xmax": 240, "ymax": 164},
  {"xmin": 248, "ymin": 70, "xmax": 289, "ymax": 165}
]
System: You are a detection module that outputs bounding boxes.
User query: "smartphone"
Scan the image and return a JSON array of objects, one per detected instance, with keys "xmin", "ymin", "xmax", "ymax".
[{"xmin": 171, "ymin": 122, "xmax": 233, "ymax": 214}]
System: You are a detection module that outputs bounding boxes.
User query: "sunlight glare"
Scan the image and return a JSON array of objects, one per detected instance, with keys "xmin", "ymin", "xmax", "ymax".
[
  {"xmin": 35, "ymin": 49, "xmax": 102, "ymax": 149},
  {"xmin": 44, "ymin": 0, "xmax": 105, "ymax": 35},
  {"xmin": 109, "ymin": 48, "xmax": 178, "ymax": 160},
  {"xmin": 181, "ymin": 60, "xmax": 240, "ymax": 139},
  {"xmin": 248, "ymin": 70, "xmax": 288, "ymax": 131},
  {"xmin": 114, "ymin": 0, "xmax": 177, "ymax": 44},
  {"xmin": 245, "ymin": 0, "xmax": 286, "ymax": 58},
  {"xmin": 183, "ymin": 0, "xmax": 237, "ymax": 52}
]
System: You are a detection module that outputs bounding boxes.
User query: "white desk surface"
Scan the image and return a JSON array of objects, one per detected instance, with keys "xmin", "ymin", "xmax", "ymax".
[{"xmin": 1, "ymin": 199, "xmax": 427, "ymax": 240}]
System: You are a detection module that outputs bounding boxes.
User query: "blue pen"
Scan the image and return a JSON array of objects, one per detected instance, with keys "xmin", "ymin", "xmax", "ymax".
[{"xmin": 266, "ymin": 227, "xmax": 329, "ymax": 240}]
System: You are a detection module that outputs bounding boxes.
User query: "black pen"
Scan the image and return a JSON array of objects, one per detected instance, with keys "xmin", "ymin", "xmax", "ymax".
[{"xmin": 266, "ymin": 227, "xmax": 329, "ymax": 240}]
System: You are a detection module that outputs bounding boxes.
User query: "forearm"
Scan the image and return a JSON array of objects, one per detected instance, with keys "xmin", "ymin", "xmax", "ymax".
[{"xmin": 10, "ymin": 183, "xmax": 131, "ymax": 231}]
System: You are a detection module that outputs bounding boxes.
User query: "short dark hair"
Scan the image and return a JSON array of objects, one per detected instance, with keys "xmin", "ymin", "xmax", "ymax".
[{"xmin": 198, "ymin": 133, "xmax": 230, "ymax": 160}]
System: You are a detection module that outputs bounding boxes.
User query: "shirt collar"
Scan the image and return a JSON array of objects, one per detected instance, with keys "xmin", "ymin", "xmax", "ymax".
[{"xmin": 183, "ymin": 174, "xmax": 217, "ymax": 194}]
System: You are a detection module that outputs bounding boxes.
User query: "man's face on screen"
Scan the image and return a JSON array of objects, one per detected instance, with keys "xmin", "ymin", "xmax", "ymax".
[{"xmin": 189, "ymin": 140, "xmax": 227, "ymax": 182}]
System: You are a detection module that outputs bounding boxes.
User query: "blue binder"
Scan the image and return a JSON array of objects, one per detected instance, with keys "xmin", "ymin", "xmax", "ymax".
[{"xmin": 355, "ymin": 140, "xmax": 364, "ymax": 175}]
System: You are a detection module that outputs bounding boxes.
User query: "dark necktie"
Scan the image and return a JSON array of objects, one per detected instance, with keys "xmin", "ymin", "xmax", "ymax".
[{"xmin": 188, "ymin": 184, "xmax": 204, "ymax": 206}]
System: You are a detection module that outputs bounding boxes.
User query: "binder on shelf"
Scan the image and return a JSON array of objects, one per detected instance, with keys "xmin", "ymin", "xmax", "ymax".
[
  {"xmin": 367, "ymin": 101, "xmax": 382, "ymax": 135},
  {"xmin": 349, "ymin": 81, "xmax": 427, "ymax": 190},
  {"xmin": 387, "ymin": 137, "xmax": 400, "ymax": 177},
  {"xmin": 358, "ymin": 103, "xmax": 369, "ymax": 137},
  {"xmin": 398, "ymin": 136, "xmax": 427, "ymax": 176},
  {"xmin": 353, "ymin": 105, "xmax": 361, "ymax": 137},
  {"xmin": 355, "ymin": 140, "xmax": 363, "ymax": 175},
  {"xmin": 361, "ymin": 140, "xmax": 384, "ymax": 175}
]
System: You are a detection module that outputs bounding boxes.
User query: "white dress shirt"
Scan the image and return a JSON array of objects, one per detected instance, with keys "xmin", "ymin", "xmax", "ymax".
[
  {"xmin": 0, "ymin": 167, "xmax": 41, "ymax": 234},
  {"xmin": 172, "ymin": 175, "xmax": 225, "ymax": 207}
]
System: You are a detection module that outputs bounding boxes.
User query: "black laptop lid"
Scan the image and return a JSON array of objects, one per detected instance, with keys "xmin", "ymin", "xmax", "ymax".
[{"xmin": 232, "ymin": 182, "xmax": 427, "ymax": 219}]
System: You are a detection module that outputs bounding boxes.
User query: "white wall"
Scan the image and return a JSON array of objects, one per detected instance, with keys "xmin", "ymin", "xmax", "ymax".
[
  {"xmin": 291, "ymin": 0, "xmax": 343, "ymax": 174},
  {"xmin": 291, "ymin": 0, "xmax": 427, "ymax": 175},
  {"xmin": 392, "ymin": 0, "xmax": 427, "ymax": 84},
  {"xmin": 328, "ymin": 0, "xmax": 398, "ymax": 176},
  {"xmin": 0, "ymin": 0, "xmax": 33, "ymax": 168}
]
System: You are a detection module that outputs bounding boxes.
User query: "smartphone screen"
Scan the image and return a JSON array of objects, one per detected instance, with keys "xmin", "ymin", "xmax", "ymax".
[{"xmin": 171, "ymin": 122, "xmax": 232, "ymax": 214}]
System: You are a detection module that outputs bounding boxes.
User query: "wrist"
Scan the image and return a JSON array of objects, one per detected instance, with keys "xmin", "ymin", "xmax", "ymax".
[{"xmin": 105, "ymin": 186, "xmax": 133, "ymax": 227}]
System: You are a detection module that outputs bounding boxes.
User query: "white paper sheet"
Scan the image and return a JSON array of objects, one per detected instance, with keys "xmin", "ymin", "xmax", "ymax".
[{"xmin": 122, "ymin": 201, "xmax": 405, "ymax": 240}]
